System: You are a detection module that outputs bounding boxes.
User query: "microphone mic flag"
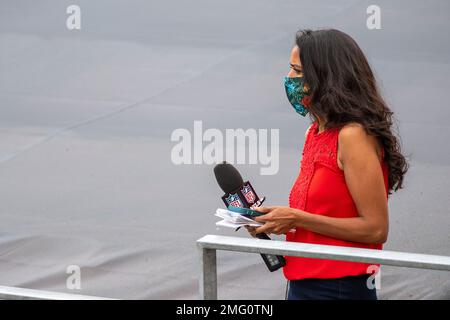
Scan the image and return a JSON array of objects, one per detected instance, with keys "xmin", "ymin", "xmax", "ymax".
[
  {"xmin": 213, "ymin": 161, "xmax": 264, "ymax": 209},
  {"xmin": 213, "ymin": 161, "xmax": 286, "ymax": 272}
]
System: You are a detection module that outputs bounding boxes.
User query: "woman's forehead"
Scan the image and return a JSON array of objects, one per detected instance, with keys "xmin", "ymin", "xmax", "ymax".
[{"xmin": 290, "ymin": 46, "xmax": 301, "ymax": 64}]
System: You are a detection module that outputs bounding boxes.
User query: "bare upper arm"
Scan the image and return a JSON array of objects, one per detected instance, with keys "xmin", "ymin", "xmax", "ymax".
[{"xmin": 338, "ymin": 123, "xmax": 388, "ymax": 231}]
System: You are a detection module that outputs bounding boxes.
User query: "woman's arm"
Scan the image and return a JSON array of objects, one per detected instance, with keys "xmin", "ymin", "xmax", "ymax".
[{"xmin": 254, "ymin": 124, "xmax": 389, "ymax": 244}]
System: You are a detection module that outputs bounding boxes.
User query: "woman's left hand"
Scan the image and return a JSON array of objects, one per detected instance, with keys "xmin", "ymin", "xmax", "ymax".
[{"xmin": 252, "ymin": 206, "xmax": 300, "ymax": 235}]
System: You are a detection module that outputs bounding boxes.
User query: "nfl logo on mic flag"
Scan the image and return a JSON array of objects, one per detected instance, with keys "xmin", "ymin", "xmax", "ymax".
[
  {"xmin": 225, "ymin": 193, "xmax": 244, "ymax": 208},
  {"xmin": 241, "ymin": 184, "xmax": 256, "ymax": 204},
  {"xmin": 222, "ymin": 182, "xmax": 258, "ymax": 208}
]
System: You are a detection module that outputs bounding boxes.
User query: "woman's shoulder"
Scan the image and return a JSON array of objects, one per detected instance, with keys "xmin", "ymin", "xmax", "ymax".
[
  {"xmin": 338, "ymin": 122, "xmax": 383, "ymax": 161},
  {"xmin": 339, "ymin": 122, "xmax": 365, "ymax": 135}
]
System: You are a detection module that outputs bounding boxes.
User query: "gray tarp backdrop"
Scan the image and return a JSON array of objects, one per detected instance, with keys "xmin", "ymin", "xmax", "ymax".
[{"xmin": 0, "ymin": 0, "xmax": 449, "ymax": 299}]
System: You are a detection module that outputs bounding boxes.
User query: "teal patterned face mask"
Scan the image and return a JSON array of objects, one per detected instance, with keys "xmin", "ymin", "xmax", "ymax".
[{"xmin": 284, "ymin": 76, "xmax": 311, "ymax": 117}]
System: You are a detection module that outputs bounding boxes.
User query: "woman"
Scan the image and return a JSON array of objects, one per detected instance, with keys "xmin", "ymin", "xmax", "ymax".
[{"xmin": 247, "ymin": 29, "xmax": 409, "ymax": 300}]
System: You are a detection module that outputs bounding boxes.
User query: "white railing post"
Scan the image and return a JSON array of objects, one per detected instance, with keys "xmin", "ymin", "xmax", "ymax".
[{"xmin": 198, "ymin": 245, "xmax": 217, "ymax": 300}]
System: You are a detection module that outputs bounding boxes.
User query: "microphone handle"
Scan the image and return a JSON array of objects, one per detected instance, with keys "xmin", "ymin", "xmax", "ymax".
[
  {"xmin": 255, "ymin": 233, "xmax": 286, "ymax": 272},
  {"xmin": 220, "ymin": 181, "xmax": 285, "ymax": 272}
]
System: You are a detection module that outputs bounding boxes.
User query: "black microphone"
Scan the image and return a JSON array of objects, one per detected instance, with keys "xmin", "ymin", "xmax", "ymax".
[{"xmin": 213, "ymin": 161, "xmax": 286, "ymax": 272}]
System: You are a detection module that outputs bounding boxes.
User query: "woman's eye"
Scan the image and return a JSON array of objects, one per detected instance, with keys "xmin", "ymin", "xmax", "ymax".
[{"xmin": 290, "ymin": 67, "xmax": 301, "ymax": 73}]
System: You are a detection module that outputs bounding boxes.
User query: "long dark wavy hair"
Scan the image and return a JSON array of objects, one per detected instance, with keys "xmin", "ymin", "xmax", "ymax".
[{"xmin": 295, "ymin": 29, "xmax": 409, "ymax": 194}]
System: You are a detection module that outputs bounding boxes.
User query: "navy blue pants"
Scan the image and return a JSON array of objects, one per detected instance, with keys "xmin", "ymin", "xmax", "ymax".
[{"xmin": 286, "ymin": 274, "xmax": 377, "ymax": 300}]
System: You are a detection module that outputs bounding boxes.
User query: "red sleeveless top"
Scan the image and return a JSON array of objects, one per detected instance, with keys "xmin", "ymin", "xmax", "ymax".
[{"xmin": 285, "ymin": 121, "xmax": 389, "ymax": 280}]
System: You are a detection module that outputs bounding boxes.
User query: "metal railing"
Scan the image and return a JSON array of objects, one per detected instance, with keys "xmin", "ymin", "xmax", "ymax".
[
  {"xmin": 0, "ymin": 286, "xmax": 115, "ymax": 300},
  {"xmin": 197, "ymin": 234, "xmax": 450, "ymax": 300},
  {"xmin": 3, "ymin": 234, "xmax": 449, "ymax": 300}
]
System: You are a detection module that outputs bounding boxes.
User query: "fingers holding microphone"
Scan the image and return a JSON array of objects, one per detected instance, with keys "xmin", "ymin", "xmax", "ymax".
[
  {"xmin": 245, "ymin": 226, "xmax": 257, "ymax": 238},
  {"xmin": 242, "ymin": 206, "xmax": 272, "ymax": 236}
]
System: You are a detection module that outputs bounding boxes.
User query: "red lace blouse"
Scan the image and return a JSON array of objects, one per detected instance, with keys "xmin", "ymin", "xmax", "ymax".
[{"xmin": 285, "ymin": 121, "xmax": 389, "ymax": 280}]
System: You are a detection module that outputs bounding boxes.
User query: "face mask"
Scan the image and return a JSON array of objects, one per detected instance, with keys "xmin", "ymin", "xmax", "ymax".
[{"xmin": 284, "ymin": 76, "xmax": 311, "ymax": 117}]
